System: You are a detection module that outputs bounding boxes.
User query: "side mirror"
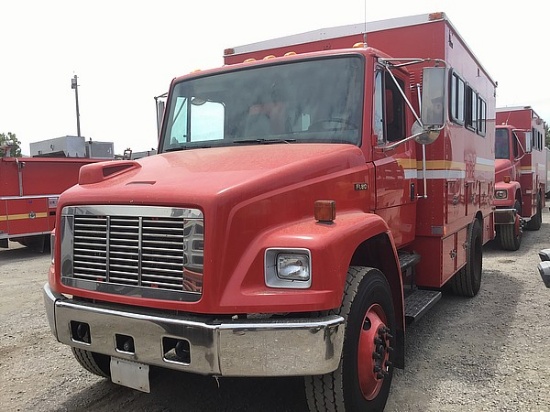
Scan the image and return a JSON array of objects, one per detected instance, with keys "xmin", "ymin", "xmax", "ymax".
[
  {"xmin": 537, "ymin": 261, "xmax": 550, "ymax": 288},
  {"xmin": 383, "ymin": 65, "xmax": 447, "ymax": 150},
  {"xmin": 537, "ymin": 249, "xmax": 550, "ymax": 287},
  {"xmin": 420, "ymin": 67, "xmax": 447, "ymax": 129},
  {"xmin": 156, "ymin": 101, "xmax": 165, "ymax": 138},
  {"xmin": 155, "ymin": 92, "xmax": 168, "ymax": 140},
  {"xmin": 412, "ymin": 121, "xmax": 441, "ymax": 145}
]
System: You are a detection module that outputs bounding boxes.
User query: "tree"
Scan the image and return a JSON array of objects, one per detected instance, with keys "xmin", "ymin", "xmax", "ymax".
[{"xmin": 0, "ymin": 132, "xmax": 22, "ymax": 157}]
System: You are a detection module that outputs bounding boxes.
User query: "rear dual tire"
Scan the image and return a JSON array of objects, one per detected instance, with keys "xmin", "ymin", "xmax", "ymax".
[
  {"xmin": 525, "ymin": 193, "xmax": 543, "ymax": 231},
  {"xmin": 450, "ymin": 219, "xmax": 483, "ymax": 297}
]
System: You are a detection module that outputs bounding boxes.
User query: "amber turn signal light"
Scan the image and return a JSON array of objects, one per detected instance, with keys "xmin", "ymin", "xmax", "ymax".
[{"xmin": 314, "ymin": 200, "xmax": 336, "ymax": 223}]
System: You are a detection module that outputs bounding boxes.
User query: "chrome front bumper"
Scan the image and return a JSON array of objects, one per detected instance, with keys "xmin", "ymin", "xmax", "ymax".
[
  {"xmin": 493, "ymin": 208, "xmax": 517, "ymax": 225},
  {"xmin": 43, "ymin": 284, "xmax": 345, "ymax": 377}
]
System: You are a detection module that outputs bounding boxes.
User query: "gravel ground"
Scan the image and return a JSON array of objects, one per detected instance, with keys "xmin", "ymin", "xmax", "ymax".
[{"xmin": 1, "ymin": 205, "xmax": 550, "ymax": 412}]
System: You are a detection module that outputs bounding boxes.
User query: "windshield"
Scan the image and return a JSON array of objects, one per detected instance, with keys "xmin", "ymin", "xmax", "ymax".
[
  {"xmin": 160, "ymin": 56, "xmax": 364, "ymax": 152},
  {"xmin": 495, "ymin": 128, "xmax": 510, "ymax": 159}
]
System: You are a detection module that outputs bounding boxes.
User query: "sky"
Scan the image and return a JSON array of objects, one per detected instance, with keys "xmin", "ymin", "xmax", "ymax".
[{"xmin": 1, "ymin": 0, "xmax": 549, "ymax": 156}]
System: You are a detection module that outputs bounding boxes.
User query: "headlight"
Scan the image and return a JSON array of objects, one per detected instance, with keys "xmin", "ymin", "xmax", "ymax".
[
  {"xmin": 494, "ymin": 190, "xmax": 508, "ymax": 200},
  {"xmin": 277, "ymin": 254, "xmax": 310, "ymax": 280},
  {"xmin": 265, "ymin": 248, "xmax": 311, "ymax": 289}
]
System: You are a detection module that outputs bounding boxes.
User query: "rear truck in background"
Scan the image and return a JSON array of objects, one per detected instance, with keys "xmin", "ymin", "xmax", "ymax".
[
  {"xmin": 43, "ymin": 12, "xmax": 496, "ymax": 411},
  {"xmin": 493, "ymin": 106, "xmax": 547, "ymax": 250},
  {"xmin": 0, "ymin": 135, "xmax": 113, "ymax": 250}
]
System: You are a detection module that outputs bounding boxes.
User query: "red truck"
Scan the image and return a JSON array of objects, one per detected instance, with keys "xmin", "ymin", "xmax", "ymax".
[
  {"xmin": 493, "ymin": 106, "xmax": 546, "ymax": 250},
  {"xmin": 43, "ymin": 12, "xmax": 496, "ymax": 411},
  {"xmin": 0, "ymin": 136, "xmax": 114, "ymax": 250},
  {"xmin": 0, "ymin": 159, "xmax": 97, "ymax": 250}
]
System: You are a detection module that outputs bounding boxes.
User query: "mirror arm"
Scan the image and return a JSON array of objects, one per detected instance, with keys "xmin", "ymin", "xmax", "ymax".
[
  {"xmin": 381, "ymin": 132, "xmax": 422, "ymax": 152},
  {"xmin": 420, "ymin": 145, "xmax": 428, "ymax": 199},
  {"xmin": 382, "ymin": 64, "xmax": 421, "ymax": 124},
  {"xmin": 380, "ymin": 124, "xmax": 444, "ymax": 152}
]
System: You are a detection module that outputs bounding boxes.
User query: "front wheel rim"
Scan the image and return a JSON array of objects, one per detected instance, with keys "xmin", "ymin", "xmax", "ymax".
[{"xmin": 357, "ymin": 303, "xmax": 392, "ymax": 400}]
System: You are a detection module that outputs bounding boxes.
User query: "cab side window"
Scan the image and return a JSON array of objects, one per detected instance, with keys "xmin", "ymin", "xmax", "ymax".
[
  {"xmin": 374, "ymin": 69, "xmax": 406, "ymax": 144},
  {"xmin": 385, "ymin": 75, "xmax": 405, "ymax": 142}
]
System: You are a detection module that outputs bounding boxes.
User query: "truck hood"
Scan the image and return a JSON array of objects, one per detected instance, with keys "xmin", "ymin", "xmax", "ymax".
[
  {"xmin": 68, "ymin": 143, "xmax": 367, "ymax": 206},
  {"xmin": 54, "ymin": 143, "xmax": 380, "ymax": 313},
  {"xmin": 495, "ymin": 158, "xmax": 514, "ymax": 182}
]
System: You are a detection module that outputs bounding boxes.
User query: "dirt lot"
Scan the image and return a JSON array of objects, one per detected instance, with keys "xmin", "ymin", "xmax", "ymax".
[{"xmin": 2, "ymin": 207, "xmax": 550, "ymax": 412}]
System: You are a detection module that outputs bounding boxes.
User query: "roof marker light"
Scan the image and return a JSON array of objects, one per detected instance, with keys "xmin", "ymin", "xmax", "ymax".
[{"xmin": 429, "ymin": 12, "xmax": 444, "ymax": 21}]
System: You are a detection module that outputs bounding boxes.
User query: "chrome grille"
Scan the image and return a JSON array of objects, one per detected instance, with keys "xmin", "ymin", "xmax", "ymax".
[{"xmin": 60, "ymin": 205, "xmax": 203, "ymax": 301}]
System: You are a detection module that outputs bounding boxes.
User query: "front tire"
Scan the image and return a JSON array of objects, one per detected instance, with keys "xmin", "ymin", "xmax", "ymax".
[
  {"xmin": 71, "ymin": 347, "xmax": 111, "ymax": 378},
  {"xmin": 305, "ymin": 267, "xmax": 396, "ymax": 412},
  {"xmin": 498, "ymin": 200, "xmax": 522, "ymax": 251}
]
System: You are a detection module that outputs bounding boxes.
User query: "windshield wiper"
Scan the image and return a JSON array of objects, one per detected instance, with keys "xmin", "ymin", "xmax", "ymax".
[
  {"xmin": 164, "ymin": 144, "xmax": 212, "ymax": 152},
  {"xmin": 233, "ymin": 138, "xmax": 296, "ymax": 144}
]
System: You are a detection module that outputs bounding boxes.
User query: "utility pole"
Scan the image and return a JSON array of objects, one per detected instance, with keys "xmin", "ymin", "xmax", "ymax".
[{"xmin": 71, "ymin": 74, "xmax": 81, "ymax": 137}]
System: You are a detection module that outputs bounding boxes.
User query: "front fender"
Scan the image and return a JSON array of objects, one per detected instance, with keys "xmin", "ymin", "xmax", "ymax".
[
  {"xmin": 220, "ymin": 211, "xmax": 395, "ymax": 312},
  {"xmin": 494, "ymin": 181, "xmax": 520, "ymax": 207}
]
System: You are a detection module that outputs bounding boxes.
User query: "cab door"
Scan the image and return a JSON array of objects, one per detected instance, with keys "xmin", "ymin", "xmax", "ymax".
[{"xmin": 372, "ymin": 68, "xmax": 417, "ymax": 248}]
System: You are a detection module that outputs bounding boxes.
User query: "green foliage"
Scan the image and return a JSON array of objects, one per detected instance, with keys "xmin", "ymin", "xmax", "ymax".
[{"xmin": 0, "ymin": 132, "xmax": 22, "ymax": 157}]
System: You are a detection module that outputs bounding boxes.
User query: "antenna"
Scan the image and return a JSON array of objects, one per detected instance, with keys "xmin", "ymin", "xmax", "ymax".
[
  {"xmin": 362, "ymin": 0, "xmax": 368, "ymax": 46},
  {"xmin": 71, "ymin": 74, "xmax": 82, "ymax": 137},
  {"xmin": 504, "ymin": 109, "xmax": 512, "ymax": 126}
]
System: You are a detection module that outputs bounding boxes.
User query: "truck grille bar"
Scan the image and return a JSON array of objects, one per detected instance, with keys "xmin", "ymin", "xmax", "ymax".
[{"xmin": 60, "ymin": 205, "xmax": 203, "ymax": 301}]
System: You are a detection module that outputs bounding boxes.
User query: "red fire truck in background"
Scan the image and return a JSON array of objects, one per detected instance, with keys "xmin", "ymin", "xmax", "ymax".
[
  {"xmin": 43, "ymin": 12, "xmax": 496, "ymax": 411},
  {"xmin": 493, "ymin": 106, "xmax": 546, "ymax": 250},
  {"xmin": 0, "ymin": 136, "xmax": 113, "ymax": 250}
]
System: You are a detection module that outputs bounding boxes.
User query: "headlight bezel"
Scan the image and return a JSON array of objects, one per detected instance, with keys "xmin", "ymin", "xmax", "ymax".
[
  {"xmin": 265, "ymin": 248, "xmax": 312, "ymax": 289},
  {"xmin": 494, "ymin": 189, "xmax": 508, "ymax": 200},
  {"xmin": 50, "ymin": 231, "xmax": 55, "ymax": 265}
]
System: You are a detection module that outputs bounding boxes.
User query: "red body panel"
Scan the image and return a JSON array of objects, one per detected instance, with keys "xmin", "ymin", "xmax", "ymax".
[
  {"xmin": 370, "ymin": 20, "xmax": 495, "ymax": 286},
  {"xmin": 0, "ymin": 157, "xmax": 99, "ymax": 243}
]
